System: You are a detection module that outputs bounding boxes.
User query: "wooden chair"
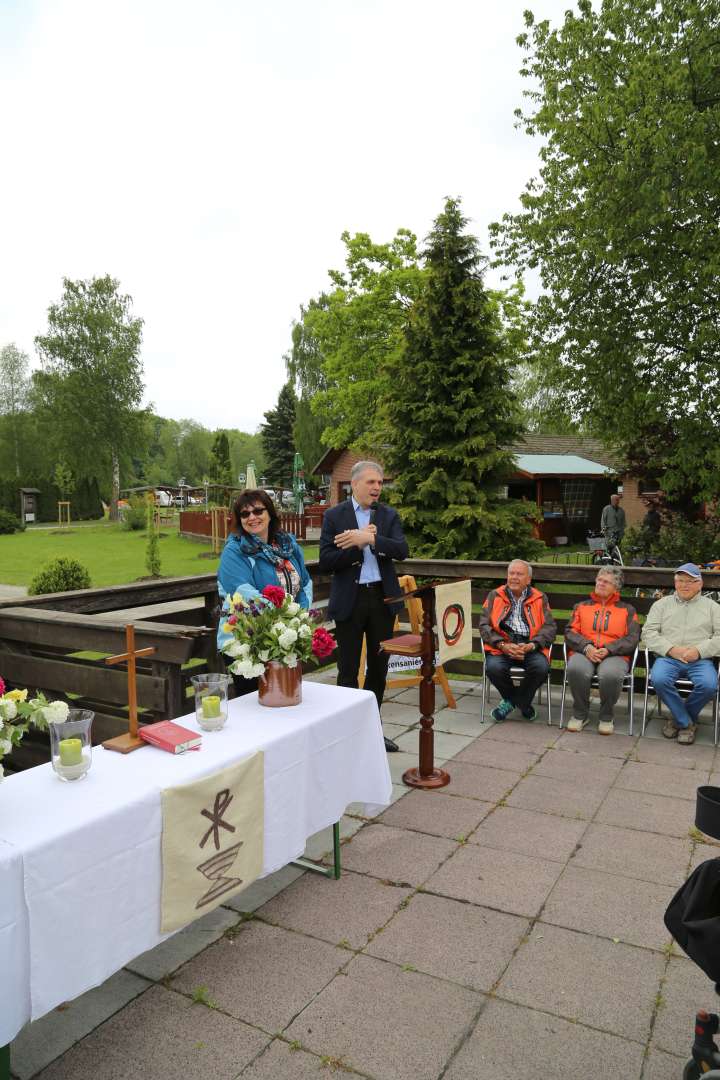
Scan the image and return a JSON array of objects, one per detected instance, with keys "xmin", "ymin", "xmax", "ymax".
[{"xmin": 358, "ymin": 575, "xmax": 456, "ymax": 708}]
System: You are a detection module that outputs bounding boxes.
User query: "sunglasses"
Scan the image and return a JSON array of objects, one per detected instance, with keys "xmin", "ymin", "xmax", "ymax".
[{"xmin": 239, "ymin": 506, "xmax": 267, "ymax": 520}]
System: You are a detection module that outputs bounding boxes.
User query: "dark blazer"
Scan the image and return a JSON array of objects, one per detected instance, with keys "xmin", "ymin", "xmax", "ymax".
[{"xmin": 319, "ymin": 500, "xmax": 409, "ymax": 622}]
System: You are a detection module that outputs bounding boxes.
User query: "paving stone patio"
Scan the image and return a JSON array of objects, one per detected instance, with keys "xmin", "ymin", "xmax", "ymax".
[{"xmin": 10, "ymin": 674, "xmax": 720, "ymax": 1080}]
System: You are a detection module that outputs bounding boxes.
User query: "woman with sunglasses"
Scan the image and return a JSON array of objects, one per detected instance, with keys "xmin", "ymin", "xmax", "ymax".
[{"xmin": 217, "ymin": 489, "xmax": 312, "ymax": 695}]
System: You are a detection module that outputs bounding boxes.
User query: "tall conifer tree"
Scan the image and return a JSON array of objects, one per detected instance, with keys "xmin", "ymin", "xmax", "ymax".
[
  {"xmin": 384, "ymin": 198, "xmax": 540, "ymax": 560},
  {"xmin": 261, "ymin": 381, "xmax": 296, "ymax": 487}
]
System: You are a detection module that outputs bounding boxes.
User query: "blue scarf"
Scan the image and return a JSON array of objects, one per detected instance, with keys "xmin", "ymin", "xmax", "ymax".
[{"xmin": 238, "ymin": 530, "xmax": 295, "ymax": 567}]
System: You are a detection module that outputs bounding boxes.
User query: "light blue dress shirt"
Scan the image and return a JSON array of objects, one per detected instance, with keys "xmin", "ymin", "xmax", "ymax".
[{"xmin": 352, "ymin": 497, "xmax": 382, "ymax": 584}]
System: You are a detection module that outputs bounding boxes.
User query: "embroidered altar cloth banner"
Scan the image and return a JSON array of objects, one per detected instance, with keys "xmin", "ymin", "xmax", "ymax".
[
  {"xmin": 161, "ymin": 751, "xmax": 264, "ymax": 932},
  {"xmin": 435, "ymin": 580, "xmax": 473, "ymax": 665}
]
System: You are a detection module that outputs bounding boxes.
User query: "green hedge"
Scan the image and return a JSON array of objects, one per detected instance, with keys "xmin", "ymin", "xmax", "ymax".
[{"xmin": 0, "ymin": 475, "xmax": 103, "ymax": 522}]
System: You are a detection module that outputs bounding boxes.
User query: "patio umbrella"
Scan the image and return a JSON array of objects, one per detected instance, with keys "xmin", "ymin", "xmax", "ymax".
[{"xmin": 245, "ymin": 461, "xmax": 257, "ymax": 489}]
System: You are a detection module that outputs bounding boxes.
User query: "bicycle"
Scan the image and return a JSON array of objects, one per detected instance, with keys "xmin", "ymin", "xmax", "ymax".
[{"xmin": 586, "ymin": 532, "xmax": 623, "ymax": 567}]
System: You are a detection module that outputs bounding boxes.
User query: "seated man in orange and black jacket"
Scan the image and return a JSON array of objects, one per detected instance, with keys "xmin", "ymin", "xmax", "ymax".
[{"xmin": 479, "ymin": 560, "xmax": 557, "ymax": 723}]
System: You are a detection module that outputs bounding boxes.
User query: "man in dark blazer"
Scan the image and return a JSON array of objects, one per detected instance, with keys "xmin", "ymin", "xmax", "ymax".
[{"xmin": 319, "ymin": 460, "xmax": 409, "ymax": 751}]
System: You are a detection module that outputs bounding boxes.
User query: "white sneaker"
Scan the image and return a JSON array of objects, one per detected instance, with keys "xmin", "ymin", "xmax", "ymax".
[
  {"xmin": 566, "ymin": 716, "xmax": 589, "ymax": 732},
  {"xmin": 598, "ymin": 720, "xmax": 614, "ymax": 736}
]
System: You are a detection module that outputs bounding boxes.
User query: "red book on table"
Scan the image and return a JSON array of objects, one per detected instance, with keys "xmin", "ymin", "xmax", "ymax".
[{"xmin": 139, "ymin": 721, "xmax": 202, "ymax": 754}]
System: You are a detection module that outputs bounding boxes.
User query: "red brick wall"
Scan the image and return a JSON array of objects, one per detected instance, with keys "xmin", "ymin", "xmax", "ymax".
[
  {"xmin": 619, "ymin": 477, "xmax": 652, "ymax": 528},
  {"xmin": 328, "ymin": 452, "xmax": 390, "ymax": 505}
]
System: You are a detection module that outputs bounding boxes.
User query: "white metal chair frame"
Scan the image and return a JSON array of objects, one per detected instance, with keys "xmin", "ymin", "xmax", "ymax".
[
  {"xmin": 641, "ymin": 650, "xmax": 720, "ymax": 744},
  {"xmin": 480, "ymin": 640, "xmax": 553, "ymax": 726},
  {"xmin": 558, "ymin": 642, "xmax": 638, "ymax": 733}
]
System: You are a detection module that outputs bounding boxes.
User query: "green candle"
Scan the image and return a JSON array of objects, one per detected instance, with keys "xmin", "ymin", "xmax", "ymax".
[
  {"xmin": 59, "ymin": 738, "xmax": 83, "ymax": 766},
  {"xmin": 202, "ymin": 694, "xmax": 221, "ymax": 719}
]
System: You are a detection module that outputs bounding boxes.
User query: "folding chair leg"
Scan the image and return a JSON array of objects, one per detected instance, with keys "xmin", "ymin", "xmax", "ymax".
[
  {"xmin": 559, "ymin": 674, "xmax": 567, "ymax": 730},
  {"xmin": 546, "ymin": 674, "xmax": 553, "ymax": 726},
  {"xmin": 481, "ymin": 673, "xmax": 487, "ymax": 723}
]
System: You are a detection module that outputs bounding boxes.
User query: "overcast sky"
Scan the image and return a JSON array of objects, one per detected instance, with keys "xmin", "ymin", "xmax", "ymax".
[{"xmin": 0, "ymin": 0, "xmax": 572, "ymax": 432}]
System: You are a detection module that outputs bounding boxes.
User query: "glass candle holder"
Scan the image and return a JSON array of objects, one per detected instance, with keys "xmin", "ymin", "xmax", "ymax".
[
  {"xmin": 191, "ymin": 673, "xmax": 231, "ymax": 732},
  {"xmin": 49, "ymin": 709, "xmax": 94, "ymax": 782}
]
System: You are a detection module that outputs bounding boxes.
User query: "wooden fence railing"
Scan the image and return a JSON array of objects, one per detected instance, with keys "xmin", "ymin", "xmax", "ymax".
[{"xmin": 2, "ymin": 560, "xmax": 717, "ymax": 770}]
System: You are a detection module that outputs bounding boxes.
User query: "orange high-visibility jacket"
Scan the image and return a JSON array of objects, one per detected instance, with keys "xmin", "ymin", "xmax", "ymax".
[
  {"xmin": 565, "ymin": 592, "xmax": 640, "ymax": 662},
  {"xmin": 479, "ymin": 586, "xmax": 556, "ymax": 658}
]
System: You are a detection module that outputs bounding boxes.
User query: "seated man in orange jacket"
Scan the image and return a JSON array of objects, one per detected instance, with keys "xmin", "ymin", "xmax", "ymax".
[{"xmin": 479, "ymin": 560, "xmax": 557, "ymax": 723}]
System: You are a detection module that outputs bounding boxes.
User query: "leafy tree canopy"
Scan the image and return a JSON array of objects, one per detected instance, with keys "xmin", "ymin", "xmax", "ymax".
[
  {"xmin": 490, "ymin": 0, "xmax": 720, "ymax": 501},
  {"xmin": 34, "ymin": 275, "xmax": 147, "ymax": 516},
  {"xmin": 299, "ymin": 229, "xmax": 427, "ymax": 454}
]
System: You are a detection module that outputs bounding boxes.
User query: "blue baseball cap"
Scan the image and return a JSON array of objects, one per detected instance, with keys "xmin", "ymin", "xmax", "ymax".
[{"xmin": 676, "ymin": 562, "xmax": 702, "ymax": 579}]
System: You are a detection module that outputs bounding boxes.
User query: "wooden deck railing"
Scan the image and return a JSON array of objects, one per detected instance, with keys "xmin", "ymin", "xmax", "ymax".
[{"xmin": 2, "ymin": 560, "xmax": 717, "ymax": 770}]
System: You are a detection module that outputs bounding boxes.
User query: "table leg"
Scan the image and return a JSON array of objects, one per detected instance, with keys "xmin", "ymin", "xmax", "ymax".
[
  {"xmin": 291, "ymin": 821, "xmax": 341, "ymax": 879},
  {"xmin": 1, "ymin": 1043, "xmax": 10, "ymax": 1080}
]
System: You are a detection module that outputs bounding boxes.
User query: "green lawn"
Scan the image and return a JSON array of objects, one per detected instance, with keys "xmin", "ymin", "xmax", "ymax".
[{"xmin": 0, "ymin": 526, "xmax": 321, "ymax": 589}]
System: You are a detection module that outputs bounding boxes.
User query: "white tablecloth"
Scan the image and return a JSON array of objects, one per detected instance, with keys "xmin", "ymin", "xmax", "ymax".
[{"xmin": 0, "ymin": 683, "xmax": 391, "ymax": 1043}]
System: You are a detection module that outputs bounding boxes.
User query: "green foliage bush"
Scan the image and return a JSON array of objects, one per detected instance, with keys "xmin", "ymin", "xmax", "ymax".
[
  {"xmin": 654, "ymin": 514, "xmax": 720, "ymax": 565},
  {"xmin": 121, "ymin": 496, "xmax": 146, "ymax": 531},
  {"xmin": 0, "ymin": 509, "xmax": 24, "ymax": 534},
  {"xmin": 29, "ymin": 557, "xmax": 92, "ymax": 596}
]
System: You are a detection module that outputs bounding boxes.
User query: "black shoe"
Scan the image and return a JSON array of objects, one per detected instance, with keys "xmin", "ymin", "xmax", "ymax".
[{"xmin": 384, "ymin": 735, "xmax": 399, "ymax": 752}]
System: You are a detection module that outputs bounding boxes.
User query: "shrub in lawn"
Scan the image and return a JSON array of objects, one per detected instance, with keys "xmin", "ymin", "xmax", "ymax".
[
  {"xmin": 0, "ymin": 509, "xmax": 24, "ymax": 534},
  {"xmin": 121, "ymin": 496, "xmax": 146, "ymax": 531},
  {"xmin": 29, "ymin": 557, "xmax": 92, "ymax": 595}
]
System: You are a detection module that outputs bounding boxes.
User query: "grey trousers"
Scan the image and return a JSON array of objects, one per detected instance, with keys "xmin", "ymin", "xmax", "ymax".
[{"xmin": 566, "ymin": 653, "xmax": 628, "ymax": 722}]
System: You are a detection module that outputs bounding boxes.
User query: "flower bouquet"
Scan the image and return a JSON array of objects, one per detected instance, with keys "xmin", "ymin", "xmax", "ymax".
[
  {"xmin": 221, "ymin": 585, "xmax": 335, "ymax": 706},
  {"xmin": 0, "ymin": 677, "xmax": 69, "ymax": 779}
]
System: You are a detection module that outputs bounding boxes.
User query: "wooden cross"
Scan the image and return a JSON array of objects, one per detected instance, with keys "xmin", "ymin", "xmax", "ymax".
[{"xmin": 102, "ymin": 624, "xmax": 157, "ymax": 754}]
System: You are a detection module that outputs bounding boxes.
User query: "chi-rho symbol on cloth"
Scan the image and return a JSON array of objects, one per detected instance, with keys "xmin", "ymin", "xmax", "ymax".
[{"xmin": 160, "ymin": 751, "xmax": 264, "ymax": 932}]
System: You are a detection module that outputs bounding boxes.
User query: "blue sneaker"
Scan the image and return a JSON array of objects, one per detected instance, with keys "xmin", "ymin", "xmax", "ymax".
[
  {"xmin": 491, "ymin": 699, "xmax": 515, "ymax": 723},
  {"xmin": 521, "ymin": 705, "xmax": 537, "ymax": 722}
]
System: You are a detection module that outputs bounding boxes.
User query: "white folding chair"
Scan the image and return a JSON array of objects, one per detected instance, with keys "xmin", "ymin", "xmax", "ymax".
[
  {"xmin": 558, "ymin": 642, "xmax": 638, "ymax": 733},
  {"xmin": 480, "ymin": 640, "xmax": 553, "ymax": 726},
  {"xmin": 642, "ymin": 651, "xmax": 720, "ymax": 744}
]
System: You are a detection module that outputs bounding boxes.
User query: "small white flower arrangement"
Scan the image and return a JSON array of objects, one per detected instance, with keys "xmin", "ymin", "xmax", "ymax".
[{"xmin": 0, "ymin": 678, "xmax": 66, "ymax": 778}]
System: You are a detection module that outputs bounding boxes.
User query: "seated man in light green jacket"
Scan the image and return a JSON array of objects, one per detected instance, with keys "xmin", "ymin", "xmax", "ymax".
[{"xmin": 640, "ymin": 563, "xmax": 720, "ymax": 745}]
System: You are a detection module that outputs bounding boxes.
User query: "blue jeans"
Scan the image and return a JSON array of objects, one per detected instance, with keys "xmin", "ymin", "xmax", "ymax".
[{"xmin": 650, "ymin": 657, "xmax": 718, "ymax": 728}]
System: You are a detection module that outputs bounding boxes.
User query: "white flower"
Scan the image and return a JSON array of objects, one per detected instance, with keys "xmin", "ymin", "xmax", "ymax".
[
  {"xmin": 284, "ymin": 654, "xmax": 298, "ymax": 668},
  {"xmin": 0, "ymin": 699, "xmax": 17, "ymax": 721},
  {"xmin": 258, "ymin": 650, "xmax": 270, "ymax": 662},
  {"xmin": 278, "ymin": 629, "xmax": 298, "ymax": 650},
  {"xmin": 298, "ymin": 624, "xmax": 312, "ymax": 639},
  {"xmin": 44, "ymin": 700, "xmax": 70, "ymax": 725},
  {"xmin": 223, "ymin": 640, "xmax": 249, "ymax": 658},
  {"xmin": 286, "ymin": 602, "xmax": 300, "ymax": 616},
  {"xmin": 272, "ymin": 622, "xmax": 287, "ymax": 636},
  {"xmin": 289, "ymin": 617, "xmax": 300, "ymax": 628},
  {"xmin": 0, "ymin": 737, "xmax": 12, "ymax": 755},
  {"xmin": 231, "ymin": 659, "xmax": 255, "ymax": 679},
  {"xmin": 251, "ymin": 662, "xmax": 265, "ymax": 678}
]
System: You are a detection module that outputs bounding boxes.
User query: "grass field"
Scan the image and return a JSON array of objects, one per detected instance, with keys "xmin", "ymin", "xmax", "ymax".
[{"xmin": 0, "ymin": 524, "xmax": 320, "ymax": 589}]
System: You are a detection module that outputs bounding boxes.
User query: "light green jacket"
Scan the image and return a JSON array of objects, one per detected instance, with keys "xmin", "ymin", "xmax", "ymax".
[{"xmin": 640, "ymin": 592, "xmax": 720, "ymax": 658}]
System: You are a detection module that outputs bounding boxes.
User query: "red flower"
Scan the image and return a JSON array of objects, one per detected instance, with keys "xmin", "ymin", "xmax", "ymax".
[
  {"xmin": 311, "ymin": 627, "xmax": 336, "ymax": 660},
  {"xmin": 227, "ymin": 614, "xmax": 237, "ymax": 625},
  {"xmin": 0, "ymin": 676, "xmax": 5, "ymax": 696},
  {"xmin": 261, "ymin": 585, "xmax": 286, "ymax": 608}
]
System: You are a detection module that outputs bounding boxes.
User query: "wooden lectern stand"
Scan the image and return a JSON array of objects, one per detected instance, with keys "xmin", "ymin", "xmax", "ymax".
[{"xmin": 380, "ymin": 582, "xmax": 450, "ymax": 789}]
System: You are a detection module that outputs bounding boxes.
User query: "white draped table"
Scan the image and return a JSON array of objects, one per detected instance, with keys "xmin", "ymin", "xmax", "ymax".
[{"xmin": 0, "ymin": 682, "xmax": 391, "ymax": 1047}]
